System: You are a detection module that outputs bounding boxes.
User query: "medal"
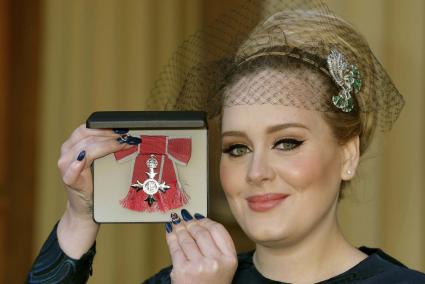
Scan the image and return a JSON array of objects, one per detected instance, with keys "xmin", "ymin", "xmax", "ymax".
[
  {"xmin": 114, "ymin": 135, "xmax": 192, "ymax": 212},
  {"xmin": 131, "ymin": 155, "xmax": 170, "ymax": 206}
]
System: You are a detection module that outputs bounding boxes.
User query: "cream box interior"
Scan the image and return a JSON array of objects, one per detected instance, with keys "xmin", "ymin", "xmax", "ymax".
[{"xmin": 87, "ymin": 111, "xmax": 208, "ymax": 223}]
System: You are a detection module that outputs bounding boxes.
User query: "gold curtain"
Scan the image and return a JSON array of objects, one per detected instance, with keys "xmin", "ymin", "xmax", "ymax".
[
  {"xmin": 35, "ymin": 1, "xmax": 203, "ymax": 283},
  {"xmin": 35, "ymin": 0, "xmax": 425, "ymax": 283},
  {"xmin": 326, "ymin": 0, "xmax": 425, "ymax": 270}
]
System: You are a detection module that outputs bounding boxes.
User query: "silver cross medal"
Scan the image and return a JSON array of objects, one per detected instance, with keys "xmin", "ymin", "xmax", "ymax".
[{"xmin": 131, "ymin": 155, "xmax": 170, "ymax": 206}]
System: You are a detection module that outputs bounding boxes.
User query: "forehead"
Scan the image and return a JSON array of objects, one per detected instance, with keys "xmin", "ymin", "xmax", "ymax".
[{"xmin": 221, "ymin": 104, "xmax": 330, "ymax": 136}]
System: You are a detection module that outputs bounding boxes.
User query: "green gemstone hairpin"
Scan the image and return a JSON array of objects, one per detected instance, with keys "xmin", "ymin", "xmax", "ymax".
[{"xmin": 327, "ymin": 49, "xmax": 362, "ymax": 112}]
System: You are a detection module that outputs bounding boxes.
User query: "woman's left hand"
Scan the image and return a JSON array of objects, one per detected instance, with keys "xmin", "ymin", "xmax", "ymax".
[{"xmin": 165, "ymin": 210, "xmax": 238, "ymax": 284}]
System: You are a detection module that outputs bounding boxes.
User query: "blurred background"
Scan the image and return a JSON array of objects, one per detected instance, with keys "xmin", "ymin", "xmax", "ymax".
[{"xmin": 0, "ymin": 0, "xmax": 424, "ymax": 283}]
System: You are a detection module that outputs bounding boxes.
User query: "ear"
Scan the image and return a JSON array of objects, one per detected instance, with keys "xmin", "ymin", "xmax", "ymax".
[{"xmin": 340, "ymin": 136, "xmax": 360, "ymax": 181}]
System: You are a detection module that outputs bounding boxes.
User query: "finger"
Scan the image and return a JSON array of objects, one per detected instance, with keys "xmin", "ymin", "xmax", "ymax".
[
  {"xmin": 62, "ymin": 130, "xmax": 119, "ymax": 155},
  {"xmin": 185, "ymin": 221, "xmax": 221, "ymax": 258},
  {"xmin": 58, "ymin": 135, "xmax": 120, "ymax": 175},
  {"xmin": 165, "ymin": 229, "xmax": 188, "ymax": 266},
  {"xmin": 79, "ymin": 139, "xmax": 131, "ymax": 168},
  {"xmin": 62, "ymin": 157, "xmax": 87, "ymax": 189},
  {"xmin": 197, "ymin": 218, "xmax": 236, "ymax": 257},
  {"xmin": 61, "ymin": 124, "xmax": 119, "ymax": 154},
  {"xmin": 174, "ymin": 224, "xmax": 203, "ymax": 261},
  {"xmin": 60, "ymin": 136, "xmax": 131, "ymax": 173}
]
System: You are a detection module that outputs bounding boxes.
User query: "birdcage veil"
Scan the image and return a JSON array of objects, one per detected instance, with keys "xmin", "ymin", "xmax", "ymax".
[{"xmin": 147, "ymin": 0, "xmax": 404, "ymax": 132}]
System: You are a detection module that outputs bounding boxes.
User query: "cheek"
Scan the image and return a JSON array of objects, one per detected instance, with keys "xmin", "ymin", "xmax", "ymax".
[
  {"xmin": 219, "ymin": 157, "xmax": 238, "ymax": 196},
  {"xmin": 277, "ymin": 149, "xmax": 341, "ymax": 191},
  {"xmin": 219, "ymin": 157, "xmax": 248, "ymax": 223}
]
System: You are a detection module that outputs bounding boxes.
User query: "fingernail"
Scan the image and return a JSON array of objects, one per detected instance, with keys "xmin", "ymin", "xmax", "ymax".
[
  {"xmin": 77, "ymin": 150, "xmax": 86, "ymax": 161},
  {"xmin": 126, "ymin": 137, "xmax": 141, "ymax": 145},
  {"xmin": 113, "ymin": 128, "xmax": 129, "ymax": 134},
  {"xmin": 165, "ymin": 222, "xmax": 173, "ymax": 233},
  {"xmin": 181, "ymin": 209, "xmax": 193, "ymax": 221},
  {"xmin": 116, "ymin": 134, "xmax": 129, "ymax": 144},
  {"xmin": 194, "ymin": 213, "xmax": 205, "ymax": 220},
  {"xmin": 170, "ymin": 212, "xmax": 181, "ymax": 225}
]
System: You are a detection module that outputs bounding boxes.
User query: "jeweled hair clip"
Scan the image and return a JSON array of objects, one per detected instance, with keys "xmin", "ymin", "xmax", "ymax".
[{"xmin": 327, "ymin": 49, "xmax": 362, "ymax": 112}]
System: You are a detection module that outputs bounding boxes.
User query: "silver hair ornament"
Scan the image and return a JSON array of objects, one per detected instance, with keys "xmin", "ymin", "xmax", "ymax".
[{"xmin": 327, "ymin": 49, "xmax": 362, "ymax": 112}]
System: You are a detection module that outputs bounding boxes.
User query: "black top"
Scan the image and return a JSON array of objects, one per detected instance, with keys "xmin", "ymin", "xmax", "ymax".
[
  {"xmin": 144, "ymin": 248, "xmax": 425, "ymax": 284},
  {"xmin": 26, "ymin": 223, "xmax": 96, "ymax": 284},
  {"xmin": 27, "ymin": 224, "xmax": 425, "ymax": 284}
]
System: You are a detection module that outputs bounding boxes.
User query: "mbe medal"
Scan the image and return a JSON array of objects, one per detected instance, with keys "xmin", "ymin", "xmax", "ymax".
[{"xmin": 131, "ymin": 155, "xmax": 170, "ymax": 206}]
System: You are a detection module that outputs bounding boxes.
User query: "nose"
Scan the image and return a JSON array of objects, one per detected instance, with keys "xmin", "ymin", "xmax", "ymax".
[{"xmin": 246, "ymin": 150, "xmax": 275, "ymax": 186}]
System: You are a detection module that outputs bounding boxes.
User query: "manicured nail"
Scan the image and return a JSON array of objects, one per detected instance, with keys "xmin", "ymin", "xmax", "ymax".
[
  {"xmin": 181, "ymin": 209, "xmax": 193, "ymax": 221},
  {"xmin": 113, "ymin": 128, "xmax": 129, "ymax": 134},
  {"xmin": 126, "ymin": 137, "xmax": 141, "ymax": 145},
  {"xmin": 165, "ymin": 222, "xmax": 173, "ymax": 233},
  {"xmin": 77, "ymin": 150, "xmax": 86, "ymax": 161},
  {"xmin": 116, "ymin": 134, "xmax": 129, "ymax": 144},
  {"xmin": 194, "ymin": 213, "xmax": 205, "ymax": 220},
  {"xmin": 170, "ymin": 212, "xmax": 181, "ymax": 224}
]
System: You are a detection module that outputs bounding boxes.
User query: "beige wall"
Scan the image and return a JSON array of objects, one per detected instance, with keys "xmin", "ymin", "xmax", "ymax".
[
  {"xmin": 35, "ymin": 0, "xmax": 425, "ymax": 283},
  {"xmin": 36, "ymin": 1, "xmax": 203, "ymax": 282},
  {"xmin": 327, "ymin": 0, "xmax": 425, "ymax": 269}
]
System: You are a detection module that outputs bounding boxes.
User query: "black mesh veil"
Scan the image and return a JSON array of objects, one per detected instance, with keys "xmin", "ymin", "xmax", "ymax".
[{"xmin": 147, "ymin": 0, "xmax": 404, "ymax": 132}]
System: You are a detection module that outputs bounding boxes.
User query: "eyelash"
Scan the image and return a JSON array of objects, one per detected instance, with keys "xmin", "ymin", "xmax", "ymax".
[
  {"xmin": 273, "ymin": 138, "xmax": 304, "ymax": 151},
  {"xmin": 222, "ymin": 143, "xmax": 251, "ymax": 157},
  {"xmin": 222, "ymin": 138, "xmax": 304, "ymax": 157}
]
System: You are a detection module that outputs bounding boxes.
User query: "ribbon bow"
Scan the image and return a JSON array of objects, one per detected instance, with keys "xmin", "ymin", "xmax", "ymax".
[{"xmin": 114, "ymin": 135, "xmax": 191, "ymax": 212}]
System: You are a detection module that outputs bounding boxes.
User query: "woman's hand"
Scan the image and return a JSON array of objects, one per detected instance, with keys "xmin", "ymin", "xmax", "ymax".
[
  {"xmin": 57, "ymin": 124, "xmax": 134, "ymax": 258},
  {"xmin": 166, "ymin": 210, "xmax": 238, "ymax": 284},
  {"xmin": 57, "ymin": 124, "xmax": 132, "ymax": 219}
]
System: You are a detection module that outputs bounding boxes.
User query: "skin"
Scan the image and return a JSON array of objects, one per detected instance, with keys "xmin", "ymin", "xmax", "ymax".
[
  {"xmin": 56, "ymin": 125, "xmax": 237, "ymax": 283},
  {"xmin": 220, "ymin": 104, "xmax": 365, "ymax": 283},
  {"xmin": 165, "ymin": 218, "xmax": 237, "ymax": 284},
  {"xmin": 57, "ymin": 71, "xmax": 365, "ymax": 283},
  {"xmin": 56, "ymin": 125, "xmax": 131, "ymax": 258}
]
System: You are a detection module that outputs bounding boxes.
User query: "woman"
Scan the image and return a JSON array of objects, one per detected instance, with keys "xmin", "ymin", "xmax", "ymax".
[{"xmin": 28, "ymin": 1, "xmax": 425, "ymax": 283}]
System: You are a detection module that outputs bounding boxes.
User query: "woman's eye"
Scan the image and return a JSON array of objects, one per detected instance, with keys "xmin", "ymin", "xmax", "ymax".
[
  {"xmin": 222, "ymin": 144, "xmax": 251, "ymax": 157},
  {"xmin": 273, "ymin": 138, "xmax": 304, "ymax": 151}
]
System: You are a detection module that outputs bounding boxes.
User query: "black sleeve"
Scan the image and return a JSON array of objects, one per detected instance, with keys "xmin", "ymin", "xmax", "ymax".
[
  {"xmin": 26, "ymin": 223, "xmax": 96, "ymax": 284},
  {"xmin": 142, "ymin": 265, "xmax": 173, "ymax": 284}
]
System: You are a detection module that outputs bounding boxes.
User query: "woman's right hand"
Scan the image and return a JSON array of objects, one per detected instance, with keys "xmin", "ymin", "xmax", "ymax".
[
  {"xmin": 165, "ymin": 211, "xmax": 238, "ymax": 284},
  {"xmin": 56, "ymin": 124, "xmax": 134, "ymax": 258}
]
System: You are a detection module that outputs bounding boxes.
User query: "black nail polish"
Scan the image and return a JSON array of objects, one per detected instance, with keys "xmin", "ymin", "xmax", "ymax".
[
  {"xmin": 171, "ymin": 212, "xmax": 181, "ymax": 224},
  {"xmin": 126, "ymin": 137, "xmax": 141, "ymax": 145},
  {"xmin": 165, "ymin": 222, "xmax": 173, "ymax": 233},
  {"xmin": 181, "ymin": 209, "xmax": 193, "ymax": 221},
  {"xmin": 113, "ymin": 128, "xmax": 129, "ymax": 134},
  {"xmin": 194, "ymin": 213, "xmax": 205, "ymax": 220},
  {"xmin": 116, "ymin": 134, "xmax": 129, "ymax": 144},
  {"xmin": 77, "ymin": 150, "xmax": 86, "ymax": 161}
]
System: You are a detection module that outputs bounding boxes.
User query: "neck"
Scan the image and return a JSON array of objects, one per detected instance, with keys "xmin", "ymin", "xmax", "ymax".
[{"xmin": 253, "ymin": 206, "xmax": 366, "ymax": 283}]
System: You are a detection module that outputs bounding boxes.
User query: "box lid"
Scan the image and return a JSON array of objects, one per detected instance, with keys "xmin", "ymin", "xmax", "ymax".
[{"xmin": 86, "ymin": 111, "xmax": 207, "ymax": 129}]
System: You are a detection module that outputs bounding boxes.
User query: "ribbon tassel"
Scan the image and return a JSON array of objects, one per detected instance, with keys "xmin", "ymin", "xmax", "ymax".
[{"xmin": 114, "ymin": 135, "xmax": 191, "ymax": 212}]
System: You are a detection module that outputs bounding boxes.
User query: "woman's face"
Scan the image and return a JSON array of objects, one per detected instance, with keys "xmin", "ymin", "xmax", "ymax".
[{"xmin": 220, "ymin": 73, "xmax": 356, "ymax": 246}]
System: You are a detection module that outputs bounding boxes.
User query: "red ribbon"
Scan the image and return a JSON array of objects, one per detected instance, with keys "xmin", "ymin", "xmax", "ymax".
[{"xmin": 114, "ymin": 135, "xmax": 191, "ymax": 212}]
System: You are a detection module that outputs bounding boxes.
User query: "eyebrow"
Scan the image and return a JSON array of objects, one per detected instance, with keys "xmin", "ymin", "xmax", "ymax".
[{"xmin": 221, "ymin": 123, "xmax": 309, "ymax": 138}]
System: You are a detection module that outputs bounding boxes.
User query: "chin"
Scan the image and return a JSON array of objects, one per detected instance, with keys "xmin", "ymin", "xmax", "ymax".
[
  {"xmin": 229, "ymin": 203, "xmax": 295, "ymax": 245},
  {"xmin": 243, "ymin": 220, "xmax": 293, "ymax": 245}
]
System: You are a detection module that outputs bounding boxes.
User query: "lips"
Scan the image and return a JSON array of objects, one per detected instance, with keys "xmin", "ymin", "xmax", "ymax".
[{"xmin": 246, "ymin": 193, "xmax": 288, "ymax": 212}]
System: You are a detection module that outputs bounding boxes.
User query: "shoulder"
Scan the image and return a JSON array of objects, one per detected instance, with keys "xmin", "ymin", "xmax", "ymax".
[
  {"xmin": 357, "ymin": 246, "xmax": 425, "ymax": 283},
  {"xmin": 363, "ymin": 262, "xmax": 425, "ymax": 283}
]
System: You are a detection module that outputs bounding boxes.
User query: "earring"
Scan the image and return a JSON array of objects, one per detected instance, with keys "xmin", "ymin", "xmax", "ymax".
[{"xmin": 347, "ymin": 169, "xmax": 352, "ymax": 175}]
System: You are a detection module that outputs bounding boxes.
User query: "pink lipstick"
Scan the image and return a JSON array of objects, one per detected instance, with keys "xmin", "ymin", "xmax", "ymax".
[{"xmin": 246, "ymin": 193, "xmax": 288, "ymax": 212}]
